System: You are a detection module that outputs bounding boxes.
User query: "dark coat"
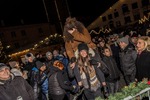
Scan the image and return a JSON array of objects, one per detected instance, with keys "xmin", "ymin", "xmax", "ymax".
[
  {"xmin": 48, "ymin": 66, "xmax": 74, "ymax": 95},
  {"xmin": 102, "ymin": 56, "xmax": 120, "ymax": 82},
  {"xmin": 136, "ymin": 50, "xmax": 150, "ymax": 81},
  {"xmin": 119, "ymin": 45, "xmax": 137, "ymax": 75},
  {"xmin": 0, "ymin": 75, "xmax": 34, "ymax": 100}
]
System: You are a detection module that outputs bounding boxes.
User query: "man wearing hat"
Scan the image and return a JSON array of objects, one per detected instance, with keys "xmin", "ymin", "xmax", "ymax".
[
  {"xmin": 117, "ymin": 37, "xmax": 137, "ymax": 85},
  {"xmin": 0, "ymin": 63, "xmax": 35, "ymax": 100},
  {"xmin": 36, "ymin": 61, "xmax": 49, "ymax": 100}
]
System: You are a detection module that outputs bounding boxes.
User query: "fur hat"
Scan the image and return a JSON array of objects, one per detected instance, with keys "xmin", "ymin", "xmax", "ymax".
[
  {"xmin": 0, "ymin": 63, "xmax": 10, "ymax": 70},
  {"xmin": 78, "ymin": 43, "xmax": 89, "ymax": 52},
  {"xmin": 117, "ymin": 37, "xmax": 129, "ymax": 44}
]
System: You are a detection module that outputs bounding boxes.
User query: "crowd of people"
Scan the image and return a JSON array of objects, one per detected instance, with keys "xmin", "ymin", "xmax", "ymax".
[{"xmin": 0, "ymin": 17, "xmax": 150, "ymax": 100}]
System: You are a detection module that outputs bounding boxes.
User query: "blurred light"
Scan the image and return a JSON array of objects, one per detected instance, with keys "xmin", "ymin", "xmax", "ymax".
[{"xmin": 6, "ymin": 45, "xmax": 10, "ymax": 49}]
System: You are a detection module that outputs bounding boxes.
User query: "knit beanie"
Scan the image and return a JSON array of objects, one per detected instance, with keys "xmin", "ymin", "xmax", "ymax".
[
  {"xmin": 117, "ymin": 37, "xmax": 129, "ymax": 45},
  {"xmin": 78, "ymin": 43, "xmax": 89, "ymax": 52},
  {"xmin": 0, "ymin": 63, "xmax": 10, "ymax": 70},
  {"xmin": 35, "ymin": 61, "xmax": 44, "ymax": 70}
]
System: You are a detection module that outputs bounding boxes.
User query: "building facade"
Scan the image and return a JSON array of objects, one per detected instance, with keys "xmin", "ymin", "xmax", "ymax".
[
  {"xmin": 0, "ymin": 23, "xmax": 56, "ymax": 55},
  {"xmin": 87, "ymin": 0, "xmax": 150, "ymax": 31}
]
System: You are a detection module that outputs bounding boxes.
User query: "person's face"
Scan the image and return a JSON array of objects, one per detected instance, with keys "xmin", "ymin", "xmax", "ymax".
[
  {"xmin": 28, "ymin": 57, "xmax": 33, "ymax": 62},
  {"xmin": 0, "ymin": 67, "xmax": 10, "ymax": 80},
  {"xmin": 131, "ymin": 37, "xmax": 137, "ymax": 44},
  {"xmin": 80, "ymin": 50, "xmax": 88, "ymax": 58},
  {"xmin": 119, "ymin": 42, "xmax": 127, "ymax": 49},
  {"xmin": 40, "ymin": 65, "xmax": 46, "ymax": 72},
  {"xmin": 53, "ymin": 50, "xmax": 58, "ymax": 57},
  {"xmin": 99, "ymin": 41, "xmax": 105, "ymax": 47},
  {"xmin": 103, "ymin": 49, "xmax": 111, "ymax": 57},
  {"xmin": 137, "ymin": 39, "xmax": 146, "ymax": 52},
  {"xmin": 47, "ymin": 54, "xmax": 53, "ymax": 60}
]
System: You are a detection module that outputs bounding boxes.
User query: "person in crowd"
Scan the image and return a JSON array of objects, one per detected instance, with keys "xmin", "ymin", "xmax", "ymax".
[
  {"xmin": 63, "ymin": 17, "xmax": 102, "ymax": 87},
  {"xmin": 60, "ymin": 48, "xmax": 69, "ymax": 72},
  {"xmin": 36, "ymin": 61, "xmax": 50, "ymax": 100},
  {"xmin": 102, "ymin": 47, "xmax": 120, "ymax": 95},
  {"xmin": 0, "ymin": 63, "xmax": 35, "ymax": 100},
  {"xmin": 63, "ymin": 17, "xmax": 99, "ymax": 68},
  {"xmin": 109, "ymin": 34, "xmax": 121, "ymax": 72},
  {"xmin": 118, "ymin": 36, "xmax": 137, "ymax": 85},
  {"xmin": 97, "ymin": 39, "xmax": 108, "ymax": 58},
  {"xmin": 24, "ymin": 53, "xmax": 41, "ymax": 99},
  {"xmin": 9, "ymin": 61, "xmax": 23, "ymax": 76},
  {"xmin": 45, "ymin": 51, "xmax": 54, "ymax": 68},
  {"xmin": 135, "ymin": 36, "xmax": 150, "ymax": 81},
  {"xmin": 73, "ymin": 43, "xmax": 107, "ymax": 99},
  {"xmin": 35, "ymin": 51, "xmax": 46, "ymax": 62},
  {"xmin": 48, "ymin": 60, "xmax": 79, "ymax": 100},
  {"xmin": 24, "ymin": 53, "xmax": 37, "ymax": 79},
  {"xmin": 53, "ymin": 49, "xmax": 65, "ymax": 62}
]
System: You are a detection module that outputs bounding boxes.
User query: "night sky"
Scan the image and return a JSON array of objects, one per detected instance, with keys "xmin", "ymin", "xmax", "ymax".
[{"xmin": 0, "ymin": 0, "xmax": 118, "ymax": 27}]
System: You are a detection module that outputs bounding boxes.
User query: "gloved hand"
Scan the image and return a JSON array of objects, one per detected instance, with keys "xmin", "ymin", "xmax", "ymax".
[
  {"xmin": 89, "ymin": 59, "xmax": 98, "ymax": 66},
  {"xmin": 103, "ymin": 86, "xmax": 109, "ymax": 97},
  {"xmin": 64, "ymin": 81, "xmax": 72, "ymax": 86},
  {"xmin": 72, "ymin": 85, "xmax": 80, "ymax": 94}
]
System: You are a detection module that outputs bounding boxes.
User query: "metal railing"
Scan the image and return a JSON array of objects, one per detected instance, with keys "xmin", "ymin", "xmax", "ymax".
[{"xmin": 124, "ymin": 87, "xmax": 150, "ymax": 100}]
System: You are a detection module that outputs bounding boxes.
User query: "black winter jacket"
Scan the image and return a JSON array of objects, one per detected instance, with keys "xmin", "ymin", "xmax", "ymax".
[
  {"xmin": 102, "ymin": 56, "xmax": 120, "ymax": 82},
  {"xmin": 119, "ymin": 45, "xmax": 137, "ymax": 75},
  {"xmin": 48, "ymin": 66, "xmax": 74, "ymax": 95},
  {"xmin": 136, "ymin": 50, "xmax": 150, "ymax": 81},
  {"xmin": 0, "ymin": 75, "xmax": 34, "ymax": 100}
]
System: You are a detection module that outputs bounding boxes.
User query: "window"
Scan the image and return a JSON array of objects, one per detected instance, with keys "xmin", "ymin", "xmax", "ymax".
[
  {"xmin": 116, "ymin": 21, "xmax": 121, "ymax": 27},
  {"xmin": 109, "ymin": 21, "xmax": 114, "ymax": 28},
  {"xmin": 142, "ymin": 0, "xmax": 149, "ymax": 7},
  {"xmin": 143, "ymin": 10, "xmax": 150, "ymax": 16},
  {"xmin": 133, "ymin": 14, "xmax": 140, "ymax": 21},
  {"xmin": 124, "ymin": 16, "xmax": 131, "ymax": 24},
  {"xmin": 14, "ymin": 43, "xmax": 20, "ymax": 48},
  {"xmin": 122, "ymin": 4, "xmax": 129, "ymax": 14},
  {"xmin": 102, "ymin": 16, "xmax": 107, "ymax": 22},
  {"xmin": 132, "ymin": 2, "xmax": 138, "ymax": 9},
  {"xmin": 11, "ymin": 31, "xmax": 16, "ymax": 38},
  {"xmin": 21, "ymin": 30, "xmax": 26, "ymax": 36},
  {"xmin": 0, "ymin": 32, "xmax": 4, "ymax": 38},
  {"xmin": 108, "ymin": 14, "xmax": 113, "ymax": 20},
  {"xmin": 114, "ymin": 12, "xmax": 119, "ymax": 18},
  {"xmin": 38, "ymin": 28, "xmax": 44, "ymax": 34}
]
